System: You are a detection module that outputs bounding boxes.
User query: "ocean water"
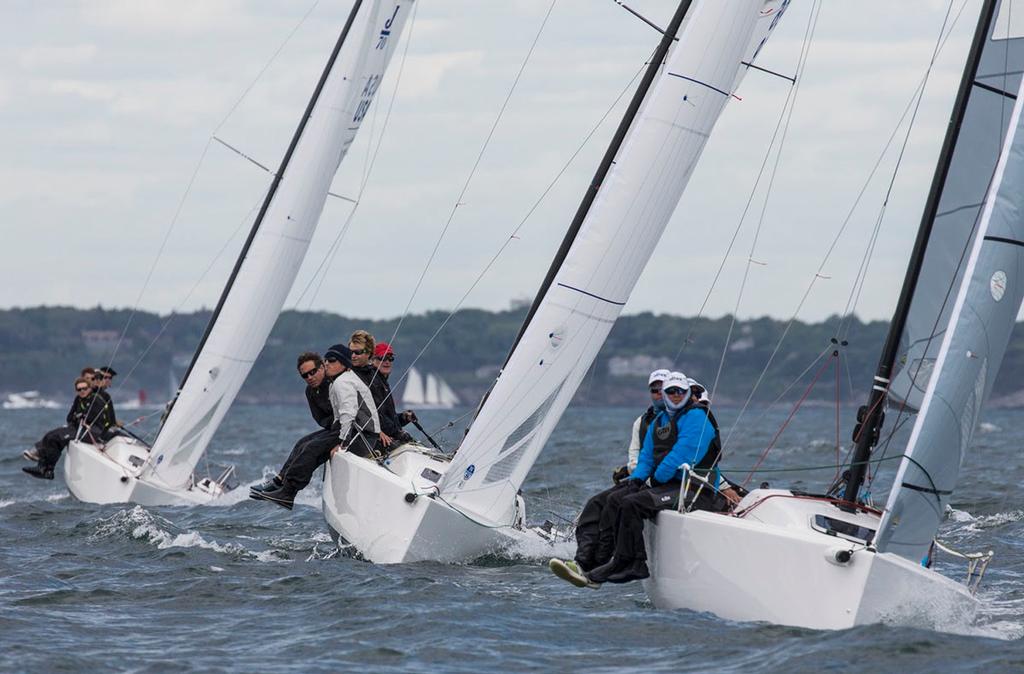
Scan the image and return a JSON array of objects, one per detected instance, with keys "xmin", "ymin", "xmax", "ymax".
[{"xmin": 2, "ymin": 403, "xmax": 1024, "ymax": 673}]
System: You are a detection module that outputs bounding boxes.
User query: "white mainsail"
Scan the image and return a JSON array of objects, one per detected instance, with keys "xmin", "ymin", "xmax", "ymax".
[
  {"xmin": 146, "ymin": 1, "xmax": 414, "ymax": 489},
  {"xmin": 425, "ymin": 373, "xmax": 440, "ymax": 406},
  {"xmin": 402, "ymin": 367, "xmax": 426, "ymax": 406},
  {"xmin": 439, "ymin": 0, "xmax": 791, "ymax": 525},
  {"xmin": 876, "ymin": 54, "xmax": 1024, "ymax": 562}
]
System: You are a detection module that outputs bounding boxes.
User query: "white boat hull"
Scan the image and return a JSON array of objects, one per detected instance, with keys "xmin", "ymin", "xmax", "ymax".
[
  {"xmin": 323, "ymin": 444, "xmax": 539, "ymax": 563},
  {"xmin": 64, "ymin": 437, "xmax": 227, "ymax": 506},
  {"xmin": 644, "ymin": 489, "xmax": 977, "ymax": 630}
]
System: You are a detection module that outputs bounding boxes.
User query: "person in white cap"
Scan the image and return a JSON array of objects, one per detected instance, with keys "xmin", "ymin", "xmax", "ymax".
[
  {"xmin": 549, "ymin": 369, "xmax": 670, "ymax": 587},
  {"xmin": 612, "ymin": 368, "xmax": 670, "ymax": 483}
]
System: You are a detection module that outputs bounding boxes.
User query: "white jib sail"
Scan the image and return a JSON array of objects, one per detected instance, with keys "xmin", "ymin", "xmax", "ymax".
[
  {"xmin": 439, "ymin": 0, "xmax": 790, "ymax": 525},
  {"xmin": 875, "ymin": 67, "xmax": 1024, "ymax": 563},
  {"xmin": 438, "ymin": 378, "xmax": 460, "ymax": 406},
  {"xmin": 146, "ymin": 1, "xmax": 414, "ymax": 489},
  {"xmin": 425, "ymin": 373, "xmax": 441, "ymax": 405}
]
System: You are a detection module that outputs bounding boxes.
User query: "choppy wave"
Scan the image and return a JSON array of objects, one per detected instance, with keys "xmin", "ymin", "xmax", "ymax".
[{"xmin": 90, "ymin": 506, "xmax": 285, "ymax": 562}]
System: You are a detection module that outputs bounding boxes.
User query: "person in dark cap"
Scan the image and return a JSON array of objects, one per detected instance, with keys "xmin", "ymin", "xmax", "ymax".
[
  {"xmin": 369, "ymin": 342, "xmax": 416, "ymax": 448},
  {"xmin": 251, "ymin": 348, "xmax": 346, "ymax": 509},
  {"xmin": 94, "ymin": 366, "xmax": 120, "ymax": 430}
]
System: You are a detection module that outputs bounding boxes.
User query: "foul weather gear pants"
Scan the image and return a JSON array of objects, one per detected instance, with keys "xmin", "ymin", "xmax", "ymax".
[{"xmin": 574, "ymin": 480, "xmax": 641, "ymax": 570}]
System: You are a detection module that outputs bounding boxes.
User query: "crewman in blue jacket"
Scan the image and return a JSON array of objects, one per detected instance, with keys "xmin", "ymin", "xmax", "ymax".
[{"xmin": 586, "ymin": 371, "xmax": 724, "ymax": 584}]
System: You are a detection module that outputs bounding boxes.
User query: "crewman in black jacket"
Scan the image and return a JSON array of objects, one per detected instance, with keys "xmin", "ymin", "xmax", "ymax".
[
  {"xmin": 370, "ymin": 342, "xmax": 416, "ymax": 447},
  {"xmin": 250, "ymin": 352, "xmax": 340, "ymax": 505},
  {"xmin": 22, "ymin": 377, "xmax": 109, "ymax": 480},
  {"xmin": 94, "ymin": 366, "xmax": 119, "ymax": 430}
]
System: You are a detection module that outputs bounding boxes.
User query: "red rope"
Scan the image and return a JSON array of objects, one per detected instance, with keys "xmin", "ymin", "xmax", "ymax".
[{"xmin": 742, "ymin": 353, "xmax": 837, "ymax": 487}]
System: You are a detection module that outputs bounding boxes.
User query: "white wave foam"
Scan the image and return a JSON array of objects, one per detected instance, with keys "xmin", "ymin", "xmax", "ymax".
[
  {"xmin": 0, "ymin": 499, "xmax": 14, "ymax": 509},
  {"xmin": 979, "ymin": 421, "xmax": 1001, "ymax": 433},
  {"xmin": 204, "ymin": 467, "xmax": 322, "ymax": 510},
  {"xmin": 92, "ymin": 506, "xmax": 284, "ymax": 562}
]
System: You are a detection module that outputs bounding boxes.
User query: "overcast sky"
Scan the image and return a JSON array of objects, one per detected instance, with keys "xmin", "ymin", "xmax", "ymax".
[{"xmin": 0, "ymin": 0, "xmax": 983, "ymax": 322}]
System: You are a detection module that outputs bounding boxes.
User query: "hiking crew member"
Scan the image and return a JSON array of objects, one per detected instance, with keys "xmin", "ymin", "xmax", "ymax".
[
  {"xmin": 585, "ymin": 372, "xmax": 723, "ymax": 585},
  {"xmin": 94, "ymin": 366, "xmax": 119, "ymax": 430},
  {"xmin": 370, "ymin": 342, "xmax": 416, "ymax": 448},
  {"xmin": 22, "ymin": 377, "xmax": 109, "ymax": 480},
  {"xmin": 347, "ymin": 330, "xmax": 394, "ymax": 449},
  {"xmin": 572, "ymin": 369, "xmax": 670, "ymax": 576},
  {"xmin": 250, "ymin": 352, "xmax": 338, "ymax": 504},
  {"xmin": 329, "ymin": 344, "xmax": 383, "ymax": 459}
]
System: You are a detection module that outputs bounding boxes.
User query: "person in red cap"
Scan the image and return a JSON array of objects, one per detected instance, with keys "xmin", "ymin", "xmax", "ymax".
[{"xmin": 370, "ymin": 342, "xmax": 417, "ymax": 447}]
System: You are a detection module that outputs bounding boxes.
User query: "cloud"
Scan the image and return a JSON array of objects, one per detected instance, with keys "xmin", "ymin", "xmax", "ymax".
[
  {"xmin": 18, "ymin": 44, "xmax": 98, "ymax": 69},
  {"xmin": 397, "ymin": 50, "xmax": 485, "ymax": 99}
]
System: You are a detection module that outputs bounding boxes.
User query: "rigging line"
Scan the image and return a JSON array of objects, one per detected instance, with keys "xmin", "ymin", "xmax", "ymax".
[
  {"xmin": 102, "ymin": 1, "xmax": 324, "ymax": 401},
  {"xmin": 212, "ymin": 0, "xmax": 321, "ymax": 135},
  {"xmin": 212, "ymin": 134, "xmax": 358, "ymax": 204},
  {"xmin": 376, "ymin": 53, "xmax": 650, "ymax": 410},
  {"xmin": 110, "ymin": 201, "xmax": 263, "ymax": 395},
  {"xmin": 368, "ymin": 1, "xmax": 559, "ymax": 383},
  {"xmin": 720, "ymin": 0, "xmax": 964, "ymax": 445},
  {"xmin": 837, "ymin": 0, "xmax": 959, "ymax": 335},
  {"xmin": 741, "ymin": 351, "xmax": 836, "ymax": 487},
  {"xmin": 290, "ymin": 1, "xmax": 420, "ymax": 309},
  {"xmin": 709, "ymin": 0, "xmax": 822, "ymax": 425},
  {"xmin": 735, "ymin": 452, "xmax": 906, "ymax": 475},
  {"xmin": 721, "ymin": 343, "xmax": 833, "ymax": 452},
  {"xmin": 672, "ymin": 1, "xmax": 816, "ymax": 366}
]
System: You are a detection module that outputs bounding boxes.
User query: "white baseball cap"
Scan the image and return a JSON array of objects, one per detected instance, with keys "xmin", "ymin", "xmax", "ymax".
[
  {"xmin": 661, "ymin": 371, "xmax": 690, "ymax": 393},
  {"xmin": 688, "ymin": 377, "xmax": 710, "ymax": 402},
  {"xmin": 648, "ymin": 369, "xmax": 671, "ymax": 385}
]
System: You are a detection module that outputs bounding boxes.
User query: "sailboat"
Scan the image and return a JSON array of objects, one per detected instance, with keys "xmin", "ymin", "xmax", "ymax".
[
  {"xmin": 322, "ymin": 0, "xmax": 791, "ymax": 563},
  {"xmin": 644, "ymin": 0, "xmax": 1020, "ymax": 630},
  {"xmin": 401, "ymin": 367, "xmax": 460, "ymax": 409},
  {"xmin": 63, "ymin": 0, "xmax": 415, "ymax": 506}
]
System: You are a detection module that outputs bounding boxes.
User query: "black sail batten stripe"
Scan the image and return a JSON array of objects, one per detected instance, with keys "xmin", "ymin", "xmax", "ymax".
[
  {"xmin": 556, "ymin": 283, "xmax": 627, "ymax": 306},
  {"xmin": 984, "ymin": 235, "xmax": 1024, "ymax": 247},
  {"xmin": 973, "ymin": 79, "xmax": 1018, "ymax": 100},
  {"xmin": 158, "ymin": 0, "xmax": 368, "ymax": 442},
  {"xmin": 843, "ymin": 0, "xmax": 1000, "ymax": 505},
  {"xmin": 467, "ymin": 0, "xmax": 695, "ymax": 421},
  {"xmin": 901, "ymin": 482, "xmax": 953, "ymax": 496},
  {"xmin": 666, "ymin": 71, "xmax": 731, "ymax": 97}
]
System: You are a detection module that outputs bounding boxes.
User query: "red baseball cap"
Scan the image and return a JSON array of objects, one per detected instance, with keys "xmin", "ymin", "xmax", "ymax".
[{"xmin": 374, "ymin": 342, "xmax": 395, "ymax": 358}]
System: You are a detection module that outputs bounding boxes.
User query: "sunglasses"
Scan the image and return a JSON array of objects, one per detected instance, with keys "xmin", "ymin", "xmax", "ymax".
[
  {"xmin": 350, "ymin": 348, "xmax": 367, "ymax": 356},
  {"xmin": 649, "ymin": 387, "xmax": 662, "ymax": 394},
  {"xmin": 75, "ymin": 386, "xmax": 90, "ymax": 392},
  {"xmin": 664, "ymin": 387, "xmax": 687, "ymax": 395},
  {"xmin": 375, "ymin": 355, "xmax": 395, "ymax": 362},
  {"xmin": 299, "ymin": 366, "xmax": 321, "ymax": 379}
]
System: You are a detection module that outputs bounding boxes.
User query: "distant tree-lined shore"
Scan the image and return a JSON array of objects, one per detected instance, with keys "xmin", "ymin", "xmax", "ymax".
[{"xmin": 4, "ymin": 305, "xmax": 1024, "ymax": 408}]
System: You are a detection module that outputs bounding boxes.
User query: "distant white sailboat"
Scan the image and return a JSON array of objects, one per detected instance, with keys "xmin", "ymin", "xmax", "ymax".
[
  {"xmin": 401, "ymin": 368, "xmax": 460, "ymax": 409},
  {"xmin": 63, "ymin": 0, "xmax": 415, "ymax": 506},
  {"xmin": 3, "ymin": 391, "xmax": 61, "ymax": 410}
]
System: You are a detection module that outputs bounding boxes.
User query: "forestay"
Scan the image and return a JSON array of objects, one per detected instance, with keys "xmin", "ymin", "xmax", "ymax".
[
  {"xmin": 146, "ymin": 1, "xmax": 414, "ymax": 490},
  {"xmin": 439, "ymin": 0, "xmax": 790, "ymax": 525},
  {"xmin": 888, "ymin": 0, "xmax": 1024, "ymax": 411},
  {"xmin": 877, "ymin": 5, "xmax": 1024, "ymax": 562}
]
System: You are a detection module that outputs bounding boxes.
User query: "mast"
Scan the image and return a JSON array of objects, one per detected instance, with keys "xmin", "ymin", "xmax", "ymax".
[
  {"xmin": 842, "ymin": 0, "xmax": 999, "ymax": 506},
  {"xmin": 159, "ymin": 0, "xmax": 366, "ymax": 433},
  {"xmin": 499, "ymin": 0, "xmax": 693, "ymax": 371}
]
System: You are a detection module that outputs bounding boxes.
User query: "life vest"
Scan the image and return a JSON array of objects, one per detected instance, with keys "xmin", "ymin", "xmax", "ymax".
[
  {"xmin": 636, "ymin": 405, "xmax": 657, "ymax": 449},
  {"xmin": 651, "ymin": 401, "xmax": 721, "ymax": 477}
]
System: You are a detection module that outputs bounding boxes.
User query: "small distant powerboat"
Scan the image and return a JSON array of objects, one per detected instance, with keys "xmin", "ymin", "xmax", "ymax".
[{"xmin": 3, "ymin": 391, "xmax": 61, "ymax": 410}]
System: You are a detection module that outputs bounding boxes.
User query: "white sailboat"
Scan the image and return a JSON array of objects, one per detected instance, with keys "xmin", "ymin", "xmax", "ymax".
[
  {"xmin": 644, "ymin": 0, "xmax": 1019, "ymax": 630},
  {"xmin": 323, "ymin": 0, "xmax": 790, "ymax": 563},
  {"xmin": 400, "ymin": 367, "xmax": 460, "ymax": 409},
  {"xmin": 64, "ymin": 0, "xmax": 415, "ymax": 506}
]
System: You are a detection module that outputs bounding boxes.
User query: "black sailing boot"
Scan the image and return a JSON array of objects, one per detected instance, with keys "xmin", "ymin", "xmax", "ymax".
[
  {"xmin": 605, "ymin": 558, "xmax": 650, "ymax": 584},
  {"xmin": 251, "ymin": 484, "xmax": 296, "ymax": 510},
  {"xmin": 250, "ymin": 475, "xmax": 283, "ymax": 494},
  {"xmin": 22, "ymin": 464, "xmax": 54, "ymax": 480}
]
